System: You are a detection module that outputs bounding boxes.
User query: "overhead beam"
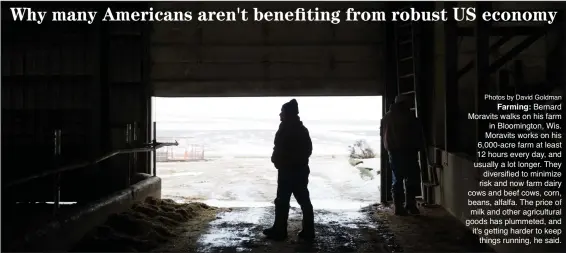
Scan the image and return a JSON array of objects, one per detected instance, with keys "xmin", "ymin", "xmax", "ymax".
[
  {"xmin": 153, "ymin": 60, "xmax": 379, "ymax": 65},
  {"xmin": 460, "ymin": 15, "xmax": 562, "ymax": 77},
  {"xmin": 151, "ymin": 42, "xmax": 384, "ymax": 47},
  {"xmin": 457, "ymin": 35, "xmax": 513, "ymax": 79},
  {"xmin": 154, "ymin": 89, "xmax": 381, "ymax": 97},
  {"xmin": 153, "ymin": 81, "xmax": 382, "ymax": 97},
  {"xmin": 488, "ymin": 32, "xmax": 545, "ymax": 74},
  {"xmin": 152, "ymin": 77, "xmax": 380, "ymax": 82}
]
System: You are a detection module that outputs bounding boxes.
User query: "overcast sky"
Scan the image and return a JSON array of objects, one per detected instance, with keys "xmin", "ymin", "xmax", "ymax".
[{"xmin": 154, "ymin": 96, "xmax": 382, "ymax": 122}]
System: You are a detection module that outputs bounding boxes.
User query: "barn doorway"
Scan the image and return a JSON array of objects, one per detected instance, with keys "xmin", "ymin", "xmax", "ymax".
[{"xmin": 152, "ymin": 96, "xmax": 383, "ymax": 208}]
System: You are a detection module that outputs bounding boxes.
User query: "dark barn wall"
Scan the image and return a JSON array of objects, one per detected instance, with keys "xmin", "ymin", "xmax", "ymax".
[
  {"xmin": 427, "ymin": 2, "xmax": 564, "ymax": 253},
  {"xmin": 1, "ymin": 2, "xmax": 151, "ymax": 203},
  {"xmin": 449, "ymin": 2, "xmax": 562, "ymax": 156}
]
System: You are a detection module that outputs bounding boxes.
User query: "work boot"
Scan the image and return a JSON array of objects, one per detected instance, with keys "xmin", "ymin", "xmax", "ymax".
[
  {"xmin": 298, "ymin": 202, "xmax": 315, "ymax": 241},
  {"xmin": 298, "ymin": 216, "xmax": 315, "ymax": 241},
  {"xmin": 405, "ymin": 200, "xmax": 420, "ymax": 215},
  {"xmin": 263, "ymin": 227, "xmax": 288, "ymax": 241},
  {"xmin": 405, "ymin": 190, "xmax": 420, "ymax": 215},
  {"xmin": 394, "ymin": 203, "xmax": 408, "ymax": 216},
  {"xmin": 405, "ymin": 204, "xmax": 420, "ymax": 215},
  {"xmin": 393, "ymin": 191, "xmax": 407, "ymax": 216},
  {"xmin": 263, "ymin": 205, "xmax": 289, "ymax": 241},
  {"xmin": 298, "ymin": 229, "xmax": 315, "ymax": 241}
]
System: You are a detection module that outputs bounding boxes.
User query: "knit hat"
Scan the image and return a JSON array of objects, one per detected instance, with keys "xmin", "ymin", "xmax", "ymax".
[{"xmin": 282, "ymin": 99, "xmax": 299, "ymax": 115}]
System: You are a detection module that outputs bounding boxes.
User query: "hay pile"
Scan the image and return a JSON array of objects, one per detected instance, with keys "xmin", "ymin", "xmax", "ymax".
[{"xmin": 73, "ymin": 197, "xmax": 217, "ymax": 252}]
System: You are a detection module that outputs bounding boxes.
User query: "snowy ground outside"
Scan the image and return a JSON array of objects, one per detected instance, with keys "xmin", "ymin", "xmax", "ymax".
[{"xmin": 158, "ymin": 156, "xmax": 381, "ymax": 208}]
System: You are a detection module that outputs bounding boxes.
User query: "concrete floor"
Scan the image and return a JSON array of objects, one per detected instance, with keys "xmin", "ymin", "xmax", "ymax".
[
  {"xmin": 161, "ymin": 206, "xmax": 399, "ymax": 252},
  {"xmin": 156, "ymin": 157, "xmax": 390, "ymax": 252}
]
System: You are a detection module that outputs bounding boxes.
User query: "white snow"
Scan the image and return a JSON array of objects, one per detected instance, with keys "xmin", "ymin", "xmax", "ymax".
[{"xmin": 158, "ymin": 156, "xmax": 381, "ymax": 208}]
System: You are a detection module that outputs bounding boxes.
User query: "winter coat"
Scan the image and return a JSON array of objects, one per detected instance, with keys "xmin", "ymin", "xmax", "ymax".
[
  {"xmin": 271, "ymin": 118, "xmax": 312, "ymax": 172},
  {"xmin": 380, "ymin": 103, "xmax": 423, "ymax": 151}
]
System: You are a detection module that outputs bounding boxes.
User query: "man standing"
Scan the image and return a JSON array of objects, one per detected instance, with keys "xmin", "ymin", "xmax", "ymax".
[
  {"xmin": 263, "ymin": 99, "xmax": 315, "ymax": 241},
  {"xmin": 380, "ymin": 94, "xmax": 423, "ymax": 216}
]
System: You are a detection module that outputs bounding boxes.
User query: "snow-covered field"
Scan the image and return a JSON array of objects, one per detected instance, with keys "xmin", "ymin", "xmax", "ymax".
[
  {"xmin": 158, "ymin": 156, "xmax": 382, "ymax": 209},
  {"xmin": 157, "ymin": 128, "xmax": 381, "ymax": 159}
]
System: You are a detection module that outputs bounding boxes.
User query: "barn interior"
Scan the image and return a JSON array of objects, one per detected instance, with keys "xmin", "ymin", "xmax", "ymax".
[{"xmin": 1, "ymin": 1, "xmax": 564, "ymax": 253}]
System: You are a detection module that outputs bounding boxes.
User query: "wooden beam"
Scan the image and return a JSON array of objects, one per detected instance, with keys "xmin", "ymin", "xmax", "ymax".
[
  {"xmin": 475, "ymin": 2, "xmax": 491, "ymax": 158},
  {"xmin": 151, "ymin": 41, "xmax": 384, "ymax": 47},
  {"xmin": 152, "ymin": 77, "xmax": 381, "ymax": 82},
  {"xmin": 457, "ymin": 35, "xmax": 513, "ymax": 79},
  {"xmin": 152, "ymin": 78, "xmax": 383, "ymax": 97},
  {"xmin": 488, "ymin": 32, "xmax": 545, "ymax": 74}
]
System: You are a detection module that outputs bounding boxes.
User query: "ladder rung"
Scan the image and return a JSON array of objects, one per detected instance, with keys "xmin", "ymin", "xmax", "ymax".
[
  {"xmin": 399, "ymin": 73, "xmax": 415, "ymax": 79},
  {"xmin": 399, "ymin": 56, "xmax": 413, "ymax": 62},
  {"xmin": 401, "ymin": 91, "xmax": 415, "ymax": 95},
  {"xmin": 410, "ymin": 107, "xmax": 416, "ymax": 111}
]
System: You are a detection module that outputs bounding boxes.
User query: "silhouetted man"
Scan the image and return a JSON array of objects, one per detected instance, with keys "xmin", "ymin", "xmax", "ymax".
[
  {"xmin": 263, "ymin": 99, "xmax": 315, "ymax": 241},
  {"xmin": 380, "ymin": 94, "xmax": 423, "ymax": 216}
]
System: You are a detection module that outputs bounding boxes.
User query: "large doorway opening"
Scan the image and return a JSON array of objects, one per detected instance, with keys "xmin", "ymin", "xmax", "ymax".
[{"xmin": 153, "ymin": 96, "xmax": 383, "ymax": 209}]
